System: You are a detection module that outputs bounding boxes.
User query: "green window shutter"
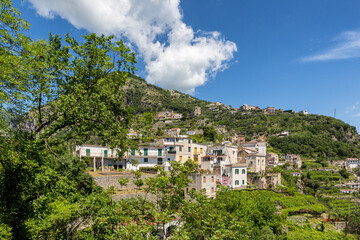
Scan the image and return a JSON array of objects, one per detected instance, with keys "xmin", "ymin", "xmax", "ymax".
[
  {"xmin": 144, "ymin": 158, "xmax": 148, "ymax": 163},
  {"xmin": 158, "ymin": 149, "xmax": 162, "ymax": 156},
  {"xmin": 179, "ymin": 146, "xmax": 182, "ymax": 152},
  {"xmin": 104, "ymin": 150, "xmax": 108, "ymax": 158},
  {"xmin": 235, "ymin": 169, "xmax": 239, "ymax": 175},
  {"xmin": 157, "ymin": 158, "xmax": 163, "ymax": 165},
  {"xmin": 188, "ymin": 139, "xmax": 191, "ymax": 144},
  {"xmin": 242, "ymin": 180, "xmax": 245, "ymax": 185},
  {"xmin": 235, "ymin": 180, "xmax": 239, "ymax": 186},
  {"xmin": 242, "ymin": 169, "xmax": 245, "ymax": 174},
  {"xmin": 131, "ymin": 149, "xmax": 135, "ymax": 156},
  {"xmin": 86, "ymin": 149, "xmax": 90, "ymax": 156},
  {"xmin": 188, "ymin": 147, "xmax": 191, "ymax": 152},
  {"xmin": 219, "ymin": 150, "xmax": 223, "ymax": 155},
  {"xmin": 144, "ymin": 149, "xmax": 148, "ymax": 156}
]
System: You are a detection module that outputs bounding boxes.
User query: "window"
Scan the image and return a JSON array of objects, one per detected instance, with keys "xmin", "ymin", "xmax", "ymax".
[
  {"xmin": 179, "ymin": 156, "xmax": 183, "ymax": 161},
  {"xmin": 202, "ymin": 188, "xmax": 206, "ymax": 193},
  {"xmin": 186, "ymin": 188, "xmax": 189, "ymax": 193},
  {"xmin": 211, "ymin": 187, "xmax": 214, "ymax": 193},
  {"xmin": 211, "ymin": 176, "xmax": 214, "ymax": 182},
  {"xmin": 242, "ymin": 180, "xmax": 245, "ymax": 185},
  {"xmin": 157, "ymin": 158, "xmax": 163, "ymax": 165},
  {"xmin": 144, "ymin": 148, "xmax": 148, "ymax": 156},
  {"xmin": 194, "ymin": 147, "xmax": 197, "ymax": 154},
  {"xmin": 235, "ymin": 169, "xmax": 239, "ymax": 175},
  {"xmin": 104, "ymin": 150, "xmax": 108, "ymax": 158},
  {"xmin": 188, "ymin": 139, "xmax": 191, "ymax": 144},
  {"xmin": 200, "ymin": 148, "xmax": 203, "ymax": 153},
  {"xmin": 144, "ymin": 158, "xmax": 148, "ymax": 163},
  {"xmin": 235, "ymin": 180, "xmax": 239, "ymax": 186},
  {"xmin": 203, "ymin": 177, "xmax": 206, "ymax": 183},
  {"xmin": 179, "ymin": 146, "xmax": 183, "ymax": 152},
  {"xmin": 242, "ymin": 169, "xmax": 246, "ymax": 174},
  {"xmin": 158, "ymin": 149, "xmax": 162, "ymax": 156},
  {"xmin": 86, "ymin": 149, "xmax": 90, "ymax": 156},
  {"xmin": 188, "ymin": 147, "xmax": 191, "ymax": 152},
  {"xmin": 131, "ymin": 149, "xmax": 135, "ymax": 156}
]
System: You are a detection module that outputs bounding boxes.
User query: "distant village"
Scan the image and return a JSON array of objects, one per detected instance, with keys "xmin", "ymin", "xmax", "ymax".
[{"xmin": 74, "ymin": 103, "xmax": 360, "ymax": 198}]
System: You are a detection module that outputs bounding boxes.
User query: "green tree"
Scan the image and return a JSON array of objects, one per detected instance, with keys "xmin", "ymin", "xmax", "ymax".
[
  {"xmin": 118, "ymin": 178, "xmax": 130, "ymax": 191},
  {"xmin": 339, "ymin": 168, "xmax": 350, "ymax": 179},
  {"xmin": 0, "ymin": 1, "xmax": 137, "ymax": 238}
]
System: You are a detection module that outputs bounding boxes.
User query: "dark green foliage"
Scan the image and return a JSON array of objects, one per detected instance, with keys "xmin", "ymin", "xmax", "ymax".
[
  {"xmin": 269, "ymin": 134, "xmax": 360, "ymax": 159},
  {"xmin": 339, "ymin": 169, "xmax": 350, "ymax": 179},
  {"xmin": 202, "ymin": 126, "xmax": 219, "ymax": 142}
]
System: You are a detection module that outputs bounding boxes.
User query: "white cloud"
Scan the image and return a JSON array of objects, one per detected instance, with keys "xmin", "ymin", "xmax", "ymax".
[
  {"xmin": 301, "ymin": 29, "xmax": 360, "ymax": 62},
  {"xmin": 27, "ymin": 0, "xmax": 237, "ymax": 94}
]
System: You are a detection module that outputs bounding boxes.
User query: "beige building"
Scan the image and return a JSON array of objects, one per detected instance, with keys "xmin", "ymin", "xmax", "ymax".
[
  {"xmin": 265, "ymin": 106, "xmax": 275, "ymax": 113},
  {"xmin": 266, "ymin": 153, "xmax": 279, "ymax": 166},
  {"xmin": 194, "ymin": 106, "xmax": 201, "ymax": 116},
  {"xmin": 185, "ymin": 173, "xmax": 217, "ymax": 199},
  {"xmin": 241, "ymin": 141, "xmax": 267, "ymax": 174},
  {"xmin": 239, "ymin": 104, "xmax": 260, "ymax": 111},
  {"xmin": 160, "ymin": 137, "xmax": 207, "ymax": 165}
]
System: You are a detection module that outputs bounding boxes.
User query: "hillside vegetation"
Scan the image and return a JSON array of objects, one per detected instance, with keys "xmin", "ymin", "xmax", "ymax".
[{"xmin": 124, "ymin": 75, "xmax": 360, "ymax": 159}]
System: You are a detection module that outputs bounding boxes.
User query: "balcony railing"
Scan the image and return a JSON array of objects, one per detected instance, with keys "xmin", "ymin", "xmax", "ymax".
[{"xmin": 167, "ymin": 150, "xmax": 176, "ymax": 154}]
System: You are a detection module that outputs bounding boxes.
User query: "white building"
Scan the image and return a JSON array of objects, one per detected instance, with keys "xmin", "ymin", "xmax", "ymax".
[
  {"xmin": 75, "ymin": 145, "xmax": 125, "ymax": 171},
  {"xmin": 241, "ymin": 141, "xmax": 267, "ymax": 173},
  {"xmin": 221, "ymin": 163, "xmax": 247, "ymax": 189},
  {"xmin": 299, "ymin": 110, "xmax": 309, "ymax": 115},
  {"xmin": 346, "ymin": 158, "xmax": 359, "ymax": 169},
  {"xmin": 207, "ymin": 144, "xmax": 238, "ymax": 165}
]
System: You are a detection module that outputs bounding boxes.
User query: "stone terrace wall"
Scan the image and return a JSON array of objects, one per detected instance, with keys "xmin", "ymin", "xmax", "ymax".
[{"xmin": 93, "ymin": 173, "xmax": 155, "ymax": 190}]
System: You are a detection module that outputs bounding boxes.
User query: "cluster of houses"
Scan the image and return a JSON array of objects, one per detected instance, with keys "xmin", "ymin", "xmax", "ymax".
[
  {"xmin": 238, "ymin": 104, "xmax": 308, "ymax": 115},
  {"xmin": 75, "ymin": 136, "xmax": 282, "ymax": 197},
  {"xmin": 154, "ymin": 111, "xmax": 183, "ymax": 120}
]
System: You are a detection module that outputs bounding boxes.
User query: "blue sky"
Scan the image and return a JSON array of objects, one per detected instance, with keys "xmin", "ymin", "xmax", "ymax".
[{"xmin": 15, "ymin": 0, "xmax": 360, "ymax": 131}]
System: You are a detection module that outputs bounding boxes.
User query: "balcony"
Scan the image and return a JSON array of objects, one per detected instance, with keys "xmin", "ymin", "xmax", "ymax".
[{"xmin": 167, "ymin": 150, "xmax": 176, "ymax": 154}]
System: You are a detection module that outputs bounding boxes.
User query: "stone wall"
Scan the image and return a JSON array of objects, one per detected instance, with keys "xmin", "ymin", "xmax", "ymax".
[
  {"xmin": 247, "ymin": 172, "xmax": 282, "ymax": 189},
  {"xmin": 93, "ymin": 173, "xmax": 155, "ymax": 190}
]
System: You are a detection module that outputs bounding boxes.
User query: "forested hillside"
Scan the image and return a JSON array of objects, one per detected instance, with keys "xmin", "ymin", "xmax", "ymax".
[{"xmin": 124, "ymin": 75, "xmax": 360, "ymax": 159}]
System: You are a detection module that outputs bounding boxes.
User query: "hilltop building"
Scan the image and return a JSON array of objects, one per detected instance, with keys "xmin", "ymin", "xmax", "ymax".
[
  {"xmin": 194, "ymin": 106, "xmax": 201, "ymax": 116},
  {"xmin": 239, "ymin": 104, "xmax": 260, "ymax": 111},
  {"xmin": 265, "ymin": 106, "xmax": 275, "ymax": 114},
  {"xmin": 299, "ymin": 110, "xmax": 309, "ymax": 115}
]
